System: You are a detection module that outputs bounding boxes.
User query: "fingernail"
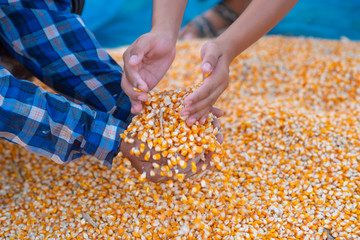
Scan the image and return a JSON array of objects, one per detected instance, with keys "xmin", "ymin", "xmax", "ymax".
[
  {"xmin": 129, "ymin": 55, "xmax": 138, "ymax": 64},
  {"xmin": 203, "ymin": 62, "xmax": 211, "ymax": 72},
  {"xmin": 180, "ymin": 111, "xmax": 189, "ymax": 117},
  {"xmin": 183, "ymin": 99, "xmax": 192, "ymax": 106}
]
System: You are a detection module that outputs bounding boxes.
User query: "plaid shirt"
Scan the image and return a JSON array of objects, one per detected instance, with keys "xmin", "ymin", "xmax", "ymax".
[{"xmin": 0, "ymin": 0, "xmax": 133, "ymax": 167}]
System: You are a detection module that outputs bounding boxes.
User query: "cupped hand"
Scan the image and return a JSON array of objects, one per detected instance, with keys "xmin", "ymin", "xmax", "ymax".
[
  {"xmin": 120, "ymin": 109, "xmax": 224, "ymax": 183},
  {"xmin": 180, "ymin": 40, "xmax": 230, "ymax": 125},
  {"xmin": 122, "ymin": 31, "xmax": 177, "ymax": 114}
]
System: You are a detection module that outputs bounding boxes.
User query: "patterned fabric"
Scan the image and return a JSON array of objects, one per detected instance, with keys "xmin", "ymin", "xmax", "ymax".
[{"xmin": 0, "ymin": 0, "xmax": 133, "ymax": 167}]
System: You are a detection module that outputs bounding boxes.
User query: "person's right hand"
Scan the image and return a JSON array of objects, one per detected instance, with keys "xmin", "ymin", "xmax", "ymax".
[{"xmin": 122, "ymin": 31, "xmax": 177, "ymax": 114}]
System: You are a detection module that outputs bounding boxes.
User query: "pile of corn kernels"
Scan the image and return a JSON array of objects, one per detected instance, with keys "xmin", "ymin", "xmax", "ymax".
[
  {"xmin": 1, "ymin": 36, "xmax": 360, "ymax": 239},
  {"xmin": 121, "ymin": 87, "xmax": 224, "ymax": 182}
]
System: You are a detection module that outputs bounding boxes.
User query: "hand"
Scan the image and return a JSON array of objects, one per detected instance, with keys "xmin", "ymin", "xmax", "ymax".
[
  {"xmin": 180, "ymin": 40, "xmax": 230, "ymax": 125},
  {"xmin": 122, "ymin": 31, "xmax": 177, "ymax": 114},
  {"xmin": 120, "ymin": 108, "xmax": 224, "ymax": 183}
]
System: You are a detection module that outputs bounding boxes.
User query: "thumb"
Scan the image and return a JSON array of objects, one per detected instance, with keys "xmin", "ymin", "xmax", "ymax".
[
  {"xmin": 125, "ymin": 41, "xmax": 151, "ymax": 92},
  {"xmin": 200, "ymin": 43, "xmax": 222, "ymax": 77},
  {"xmin": 128, "ymin": 39, "xmax": 149, "ymax": 66}
]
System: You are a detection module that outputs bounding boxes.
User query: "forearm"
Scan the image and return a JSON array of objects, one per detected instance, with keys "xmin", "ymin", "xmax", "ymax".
[
  {"xmin": 151, "ymin": 0, "xmax": 188, "ymax": 39},
  {"xmin": 0, "ymin": 67, "xmax": 125, "ymax": 166},
  {"xmin": 0, "ymin": 3, "xmax": 131, "ymax": 122},
  {"xmin": 216, "ymin": 0, "xmax": 298, "ymax": 62}
]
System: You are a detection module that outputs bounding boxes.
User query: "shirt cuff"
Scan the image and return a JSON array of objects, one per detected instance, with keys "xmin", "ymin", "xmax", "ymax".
[
  {"xmin": 112, "ymin": 91, "xmax": 135, "ymax": 124},
  {"xmin": 82, "ymin": 111, "xmax": 128, "ymax": 168}
]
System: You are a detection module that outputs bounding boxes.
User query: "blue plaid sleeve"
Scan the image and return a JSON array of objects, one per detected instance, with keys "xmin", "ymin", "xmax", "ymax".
[
  {"xmin": 0, "ymin": 66, "xmax": 124, "ymax": 166},
  {"xmin": 0, "ymin": 0, "xmax": 134, "ymax": 166},
  {"xmin": 0, "ymin": 0, "xmax": 133, "ymax": 124}
]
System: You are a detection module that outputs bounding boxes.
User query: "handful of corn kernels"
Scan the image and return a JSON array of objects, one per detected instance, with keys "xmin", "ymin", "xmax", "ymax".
[{"xmin": 121, "ymin": 87, "xmax": 225, "ymax": 181}]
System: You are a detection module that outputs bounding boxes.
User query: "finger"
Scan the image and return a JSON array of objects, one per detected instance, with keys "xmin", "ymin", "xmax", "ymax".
[
  {"xmin": 200, "ymin": 42, "xmax": 222, "ymax": 77},
  {"xmin": 186, "ymin": 106, "xmax": 211, "ymax": 126},
  {"xmin": 209, "ymin": 106, "xmax": 224, "ymax": 118},
  {"xmin": 183, "ymin": 72, "xmax": 226, "ymax": 110},
  {"xmin": 199, "ymin": 114, "xmax": 208, "ymax": 125},
  {"xmin": 131, "ymin": 101, "xmax": 143, "ymax": 114},
  {"xmin": 198, "ymin": 107, "xmax": 224, "ymax": 124},
  {"xmin": 121, "ymin": 74, "xmax": 148, "ymax": 102},
  {"xmin": 184, "ymin": 89, "xmax": 222, "ymax": 120},
  {"xmin": 212, "ymin": 117, "xmax": 221, "ymax": 129},
  {"xmin": 216, "ymin": 133, "xmax": 224, "ymax": 144},
  {"xmin": 123, "ymin": 43, "xmax": 150, "ymax": 92},
  {"xmin": 121, "ymin": 76, "xmax": 146, "ymax": 114},
  {"xmin": 183, "ymin": 59, "xmax": 221, "ymax": 108},
  {"xmin": 182, "ymin": 73, "xmax": 228, "ymax": 119},
  {"xmin": 201, "ymin": 62, "xmax": 212, "ymax": 77},
  {"xmin": 182, "ymin": 79, "xmax": 218, "ymax": 114}
]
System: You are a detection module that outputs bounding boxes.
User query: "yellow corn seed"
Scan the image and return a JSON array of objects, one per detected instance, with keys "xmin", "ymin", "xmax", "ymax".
[
  {"xmin": 4, "ymin": 38, "xmax": 360, "ymax": 240},
  {"xmin": 161, "ymin": 150, "xmax": 168, "ymax": 158},
  {"xmin": 152, "ymin": 153, "xmax": 161, "ymax": 161},
  {"xmin": 194, "ymin": 146, "xmax": 203, "ymax": 154},
  {"xmin": 170, "ymin": 157, "xmax": 178, "ymax": 166},
  {"xmin": 152, "ymin": 163, "xmax": 160, "ymax": 169},
  {"xmin": 179, "ymin": 160, "xmax": 187, "ymax": 169},
  {"xmin": 129, "ymin": 147, "xmax": 135, "ymax": 156},
  {"xmin": 144, "ymin": 151, "xmax": 151, "ymax": 161},
  {"xmin": 133, "ymin": 87, "xmax": 143, "ymax": 92},
  {"xmin": 139, "ymin": 172, "xmax": 146, "ymax": 182},
  {"xmin": 191, "ymin": 161, "xmax": 197, "ymax": 173},
  {"xmin": 176, "ymin": 173, "xmax": 186, "ymax": 182},
  {"xmin": 180, "ymin": 148, "xmax": 188, "ymax": 156},
  {"xmin": 140, "ymin": 143, "xmax": 145, "ymax": 153}
]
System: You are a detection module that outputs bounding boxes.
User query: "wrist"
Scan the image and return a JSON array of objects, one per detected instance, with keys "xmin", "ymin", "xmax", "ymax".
[
  {"xmin": 150, "ymin": 27, "xmax": 177, "ymax": 45},
  {"xmin": 213, "ymin": 37, "xmax": 235, "ymax": 65}
]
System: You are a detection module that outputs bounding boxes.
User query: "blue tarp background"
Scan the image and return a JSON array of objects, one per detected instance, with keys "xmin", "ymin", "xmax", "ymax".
[{"xmin": 81, "ymin": 0, "xmax": 360, "ymax": 48}]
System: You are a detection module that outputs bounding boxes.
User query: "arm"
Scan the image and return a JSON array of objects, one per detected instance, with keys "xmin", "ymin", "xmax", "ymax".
[
  {"xmin": 152, "ymin": 0, "xmax": 188, "ymax": 40},
  {"xmin": 0, "ymin": 2, "xmax": 131, "ymax": 123},
  {"xmin": 0, "ymin": 67, "xmax": 124, "ymax": 167},
  {"xmin": 181, "ymin": 0, "xmax": 298, "ymax": 125},
  {"xmin": 121, "ymin": 0, "xmax": 188, "ymax": 113},
  {"xmin": 0, "ymin": 3, "xmax": 132, "ymax": 165},
  {"xmin": 216, "ymin": 0, "xmax": 298, "ymax": 61}
]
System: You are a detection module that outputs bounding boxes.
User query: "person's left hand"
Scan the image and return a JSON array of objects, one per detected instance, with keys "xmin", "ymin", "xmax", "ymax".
[
  {"xmin": 119, "ymin": 108, "xmax": 224, "ymax": 183},
  {"xmin": 122, "ymin": 31, "xmax": 177, "ymax": 114},
  {"xmin": 180, "ymin": 40, "xmax": 230, "ymax": 125}
]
